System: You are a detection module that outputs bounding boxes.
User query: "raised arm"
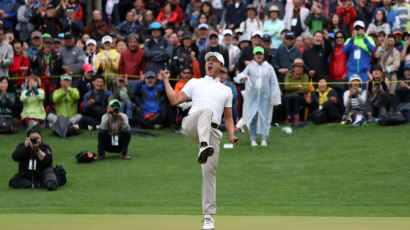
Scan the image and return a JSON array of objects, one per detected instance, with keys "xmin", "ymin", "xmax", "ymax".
[{"xmin": 158, "ymin": 70, "xmax": 189, "ymax": 106}]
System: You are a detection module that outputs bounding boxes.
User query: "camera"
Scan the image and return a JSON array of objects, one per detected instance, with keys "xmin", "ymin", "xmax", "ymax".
[
  {"xmin": 30, "ymin": 137, "xmax": 37, "ymax": 145},
  {"xmin": 111, "ymin": 103, "xmax": 120, "ymax": 114}
]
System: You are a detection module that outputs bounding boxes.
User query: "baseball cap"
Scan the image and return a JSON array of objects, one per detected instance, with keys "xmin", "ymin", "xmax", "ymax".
[
  {"xmin": 253, "ymin": 46, "xmax": 264, "ymax": 54},
  {"xmin": 86, "ymin": 39, "xmax": 97, "ymax": 46},
  {"xmin": 349, "ymin": 74, "xmax": 362, "ymax": 84},
  {"xmin": 205, "ymin": 52, "xmax": 225, "ymax": 65},
  {"xmin": 82, "ymin": 63, "xmax": 94, "ymax": 72},
  {"xmin": 31, "ymin": 31, "xmax": 42, "ymax": 39},
  {"xmin": 63, "ymin": 32, "xmax": 73, "ymax": 39},
  {"xmin": 223, "ymin": 29, "xmax": 233, "ymax": 36},
  {"xmin": 102, "ymin": 35, "xmax": 112, "ymax": 44},
  {"xmin": 353, "ymin": 20, "xmax": 365, "ymax": 29},
  {"xmin": 404, "ymin": 63, "xmax": 410, "ymax": 71},
  {"xmin": 251, "ymin": 30, "xmax": 263, "ymax": 38},
  {"xmin": 285, "ymin": 31, "xmax": 296, "ymax": 39},
  {"xmin": 42, "ymin": 33, "xmax": 51, "ymax": 38},
  {"xmin": 109, "ymin": 99, "xmax": 121, "ymax": 107},
  {"xmin": 209, "ymin": 31, "xmax": 218, "ymax": 38},
  {"xmin": 262, "ymin": 34, "xmax": 271, "ymax": 42},
  {"xmin": 43, "ymin": 37, "xmax": 53, "ymax": 44},
  {"xmin": 269, "ymin": 5, "xmax": 279, "ymax": 12},
  {"xmin": 149, "ymin": 21, "xmax": 162, "ymax": 30},
  {"xmin": 234, "ymin": 29, "xmax": 243, "ymax": 35},
  {"xmin": 198, "ymin": 24, "xmax": 209, "ymax": 30},
  {"xmin": 60, "ymin": 74, "xmax": 72, "ymax": 81},
  {"xmin": 393, "ymin": 29, "xmax": 403, "ymax": 36},
  {"xmin": 53, "ymin": 38, "xmax": 61, "ymax": 44},
  {"xmin": 181, "ymin": 31, "xmax": 193, "ymax": 40},
  {"xmin": 238, "ymin": 34, "xmax": 251, "ymax": 44},
  {"xmin": 145, "ymin": 71, "xmax": 156, "ymax": 78}
]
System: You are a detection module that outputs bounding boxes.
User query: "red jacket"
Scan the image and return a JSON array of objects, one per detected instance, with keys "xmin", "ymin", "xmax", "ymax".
[
  {"xmin": 329, "ymin": 44, "xmax": 347, "ymax": 81},
  {"xmin": 10, "ymin": 54, "xmax": 30, "ymax": 84},
  {"xmin": 336, "ymin": 6, "xmax": 356, "ymax": 32},
  {"xmin": 156, "ymin": 9, "xmax": 179, "ymax": 25},
  {"xmin": 118, "ymin": 48, "xmax": 146, "ymax": 76}
]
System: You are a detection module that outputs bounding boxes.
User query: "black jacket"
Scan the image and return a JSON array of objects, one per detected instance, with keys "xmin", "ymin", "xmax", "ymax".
[
  {"xmin": 12, "ymin": 142, "xmax": 53, "ymax": 180},
  {"xmin": 356, "ymin": 3, "xmax": 376, "ymax": 26},
  {"xmin": 30, "ymin": 49, "xmax": 63, "ymax": 77},
  {"xmin": 302, "ymin": 40, "xmax": 332, "ymax": 82},
  {"xmin": 308, "ymin": 88, "xmax": 339, "ymax": 112}
]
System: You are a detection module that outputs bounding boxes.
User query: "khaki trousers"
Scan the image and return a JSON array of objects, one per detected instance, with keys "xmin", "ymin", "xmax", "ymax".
[{"xmin": 182, "ymin": 108, "xmax": 223, "ymax": 215}]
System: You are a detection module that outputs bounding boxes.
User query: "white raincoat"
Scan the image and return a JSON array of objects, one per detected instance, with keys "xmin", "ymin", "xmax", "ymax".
[{"xmin": 235, "ymin": 61, "xmax": 281, "ymax": 136}]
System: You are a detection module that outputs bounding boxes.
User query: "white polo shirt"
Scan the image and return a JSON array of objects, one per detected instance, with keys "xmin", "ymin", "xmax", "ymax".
[{"xmin": 182, "ymin": 76, "xmax": 233, "ymax": 125}]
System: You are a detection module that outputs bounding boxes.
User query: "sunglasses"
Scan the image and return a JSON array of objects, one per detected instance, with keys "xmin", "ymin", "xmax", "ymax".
[
  {"xmin": 336, "ymin": 36, "xmax": 344, "ymax": 39},
  {"xmin": 66, "ymin": 9, "xmax": 74, "ymax": 12}
]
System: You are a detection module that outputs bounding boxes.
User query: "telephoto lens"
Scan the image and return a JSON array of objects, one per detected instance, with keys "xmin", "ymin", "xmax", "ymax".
[
  {"xmin": 30, "ymin": 137, "xmax": 37, "ymax": 144},
  {"xmin": 112, "ymin": 106, "xmax": 120, "ymax": 113}
]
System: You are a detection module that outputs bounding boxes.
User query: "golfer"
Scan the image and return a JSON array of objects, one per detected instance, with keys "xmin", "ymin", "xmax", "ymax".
[{"xmin": 159, "ymin": 52, "xmax": 239, "ymax": 230}]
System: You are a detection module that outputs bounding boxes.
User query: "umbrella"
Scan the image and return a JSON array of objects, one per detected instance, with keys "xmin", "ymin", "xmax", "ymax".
[{"xmin": 50, "ymin": 116, "xmax": 70, "ymax": 139}]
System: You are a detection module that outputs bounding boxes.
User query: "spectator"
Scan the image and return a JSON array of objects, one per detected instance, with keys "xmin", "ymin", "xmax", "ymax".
[
  {"xmin": 195, "ymin": 23, "xmax": 209, "ymax": 54},
  {"xmin": 303, "ymin": 31, "xmax": 332, "ymax": 82},
  {"xmin": 117, "ymin": 40, "xmax": 129, "ymax": 56},
  {"xmin": 220, "ymin": 67, "xmax": 238, "ymax": 123},
  {"xmin": 139, "ymin": 10, "xmax": 155, "ymax": 42},
  {"xmin": 0, "ymin": 25, "xmax": 13, "ymax": 78},
  {"xmin": 144, "ymin": 22, "xmax": 172, "ymax": 74},
  {"xmin": 118, "ymin": 34, "xmax": 145, "ymax": 76},
  {"xmin": 376, "ymin": 0, "xmax": 400, "ymax": 32},
  {"xmin": 264, "ymin": 0, "xmax": 285, "ymax": 20},
  {"xmin": 47, "ymin": 74, "xmax": 81, "ymax": 129},
  {"xmin": 81, "ymin": 75, "xmax": 112, "ymax": 129},
  {"xmin": 327, "ymin": 13, "xmax": 348, "ymax": 36},
  {"xmin": 355, "ymin": 0, "xmax": 375, "ymax": 27},
  {"xmin": 392, "ymin": 29, "xmax": 404, "ymax": 52},
  {"xmin": 185, "ymin": 0, "xmax": 202, "ymax": 28},
  {"xmin": 132, "ymin": 71, "xmax": 166, "ymax": 129},
  {"xmin": 306, "ymin": 77, "xmax": 341, "ymax": 124},
  {"xmin": 236, "ymin": 30, "xmax": 265, "ymax": 72},
  {"xmin": 305, "ymin": 3, "xmax": 328, "ymax": 35},
  {"xmin": 96, "ymin": 99, "xmax": 131, "ymax": 160},
  {"xmin": 131, "ymin": 0, "xmax": 145, "ymax": 24},
  {"xmin": 0, "ymin": 0, "xmax": 17, "ymax": 30},
  {"xmin": 156, "ymin": 1, "xmax": 179, "ymax": 28},
  {"xmin": 366, "ymin": 9, "xmax": 390, "ymax": 35},
  {"xmin": 284, "ymin": 0, "xmax": 310, "ymax": 37},
  {"xmin": 343, "ymin": 21, "xmax": 376, "ymax": 84},
  {"xmin": 299, "ymin": 31, "xmax": 313, "ymax": 53},
  {"xmin": 239, "ymin": 5, "xmax": 263, "ymax": 37},
  {"xmin": 375, "ymin": 34, "xmax": 400, "ymax": 95},
  {"xmin": 169, "ymin": 0, "xmax": 184, "ymax": 27},
  {"xmin": 30, "ymin": 36, "xmax": 61, "ymax": 79},
  {"xmin": 329, "ymin": 31, "xmax": 348, "ymax": 101},
  {"xmin": 393, "ymin": 63, "xmax": 410, "ymax": 121},
  {"xmin": 112, "ymin": 75, "xmax": 134, "ymax": 120},
  {"xmin": 26, "ymin": 31, "xmax": 42, "ymax": 61},
  {"xmin": 263, "ymin": 5, "xmax": 285, "ymax": 49},
  {"xmin": 94, "ymin": 35, "xmax": 120, "ymax": 90},
  {"xmin": 114, "ymin": 10, "xmax": 139, "ymax": 40},
  {"xmin": 221, "ymin": 29, "xmax": 240, "ymax": 75},
  {"xmin": 174, "ymin": 66, "xmax": 193, "ymax": 94},
  {"xmin": 0, "ymin": 77, "xmax": 16, "ymax": 133},
  {"xmin": 392, "ymin": 0, "xmax": 410, "ymax": 32},
  {"xmin": 199, "ymin": 31, "xmax": 229, "ymax": 76},
  {"xmin": 365, "ymin": 64, "xmax": 393, "ymax": 122},
  {"xmin": 9, "ymin": 40, "xmax": 30, "ymax": 80},
  {"xmin": 20, "ymin": 76, "xmax": 46, "ymax": 127},
  {"xmin": 66, "ymin": 0, "xmax": 83, "ymax": 22},
  {"xmin": 199, "ymin": 1, "xmax": 218, "ymax": 31},
  {"xmin": 31, "ymin": 2, "xmax": 65, "ymax": 38},
  {"xmin": 171, "ymin": 31, "xmax": 199, "ymax": 77},
  {"xmin": 283, "ymin": 58, "xmax": 309, "ymax": 123},
  {"xmin": 336, "ymin": 0, "xmax": 356, "ymax": 35},
  {"xmin": 77, "ymin": 63, "xmax": 94, "ymax": 102},
  {"xmin": 273, "ymin": 31, "xmax": 302, "ymax": 85},
  {"xmin": 52, "ymin": 38, "xmax": 62, "ymax": 51},
  {"xmin": 343, "ymin": 75, "xmax": 367, "ymax": 126},
  {"xmin": 59, "ymin": 32, "xmax": 85, "ymax": 79},
  {"xmin": 237, "ymin": 34, "xmax": 251, "ymax": 51},
  {"xmin": 84, "ymin": 39, "xmax": 97, "ymax": 71},
  {"xmin": 63, "ymin": 6, "xmax": 84, "ymax": 39},
  {"xmin": 9, "ymin": 127, "xmax": 58, "ymax": 190},
  {"xmin": 84, "ymin": 10, "xmax": 109, "ymax": 41},
  {"xmin": 15, "ymin": 0, "xmax": 36, "ymax": 42},
  {"xmin": 235, "ymin": 46, "xmax": 281, "ymax": 146},
  {"xmin": 225, "ymin": 0, "xmax": 247, "ymax": 30}
]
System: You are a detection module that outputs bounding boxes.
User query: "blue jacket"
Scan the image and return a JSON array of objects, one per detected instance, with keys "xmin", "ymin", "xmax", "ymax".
[
  {"xmin": 144, "ymin": 37, "xmax": 172, "ymax": 74},
  {"xmin": 0, "ymin": 0, "xmax": 17, "ymax": 29},
  {"xmin": 83, "ymin": 89, "xmax": 112, "ymax": 112},
  {"xmin": 133, "ymin": 81, "xmax": 164, "ymax": 116},
  {"xmin": 114, "ymin": 21, "xmax": 139, "ymax": 38},
  {"xmin": 343, "ymin": 35, "xmax": 376, "ymax": 74}
]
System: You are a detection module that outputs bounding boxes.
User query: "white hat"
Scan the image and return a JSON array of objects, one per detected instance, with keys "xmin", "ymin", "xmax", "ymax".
[
  {"xmin": 222, "ymin": 29, "xmax": 233, "ymax": 36},
  {"xmin": 86, "ymin": 39, "xmax": 97, "ymax": 46},
  {"xmin": 349, "ymin": 75, "xmax": 362, "ymax": 84},
  {"xmin": 353, "ymin": 20, "xmax": 365, "ymax": 29},
  {"xmin": 198, "ymin": 23, "xmax": 209, "ymax": 30},
  {"xmin": 205, "ymin": 52, "xmax": 225, "ymax": 65},
  {"xmin": 102, "ymin": 35, "xmax": 112, "ymax": 44},
  {"xmin": 251, "ymin": 30, "xmax": 263, "ymax": 38}
]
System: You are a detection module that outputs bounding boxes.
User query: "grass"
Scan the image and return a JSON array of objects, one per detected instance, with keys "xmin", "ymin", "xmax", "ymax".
[{"xmin": 0, "ymin": 123, "xmax": 409, "ymax": 217}]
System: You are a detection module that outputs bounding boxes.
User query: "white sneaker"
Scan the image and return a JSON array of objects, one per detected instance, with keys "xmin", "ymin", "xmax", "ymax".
[
  {"xmin": 251, "ymin": 140, "xmax": 258, "ymax": 147},
  {"xmin": 202, "ymin": 216, "xmax": 214, "ymax": 230},
  {"xmin": 198, "ymin": 146, "xmax": 214, "ymax": 164},
  {"xmin": 261, "ymin": 140, "xmax": 267, "ymax": 146},
  {"xmin": 88, "ymin": 125, "xmax": 93, "ymax": 131}
]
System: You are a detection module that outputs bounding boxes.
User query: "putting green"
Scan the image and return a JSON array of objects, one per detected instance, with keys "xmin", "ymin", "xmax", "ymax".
[{"xmin": 1, "ymin": 214, "xmax": 409, "ymax": 230}]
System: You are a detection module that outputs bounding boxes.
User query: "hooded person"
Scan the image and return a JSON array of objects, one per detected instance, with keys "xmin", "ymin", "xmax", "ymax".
[{"xmin": 234, "ymin": 46, "xmax": 281, "ymax": 146}]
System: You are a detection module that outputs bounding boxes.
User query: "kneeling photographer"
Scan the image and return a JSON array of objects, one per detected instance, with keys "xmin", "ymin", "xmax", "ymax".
[
  {"xmin": 9, "ymin": 127, "xmax": 58, "ymax": 191},
  {"xmin": 96, "ymin": 99, "xmax": 131, "ymax": 160}
]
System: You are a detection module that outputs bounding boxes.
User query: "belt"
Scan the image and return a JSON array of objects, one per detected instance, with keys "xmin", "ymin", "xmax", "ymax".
[{"xmin": 211, "ymin": 122, "xmax": 220, "ymax": 129}]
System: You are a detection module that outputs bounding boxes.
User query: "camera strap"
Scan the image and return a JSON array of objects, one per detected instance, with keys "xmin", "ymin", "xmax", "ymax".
[{"xmin": 109, "ymin": 115, "xmax": 120, "ymax": 135}]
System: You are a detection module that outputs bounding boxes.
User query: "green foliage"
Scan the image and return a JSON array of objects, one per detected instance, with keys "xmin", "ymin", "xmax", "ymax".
[{"xmin": 1, "ymin": 124, "xmax": 409, "ymax": 216}]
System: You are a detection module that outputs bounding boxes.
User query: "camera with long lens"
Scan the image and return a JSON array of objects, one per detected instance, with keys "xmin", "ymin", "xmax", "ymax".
[
  {"xmin": 111, "ymin": 103, "xmax": 120, "ymax": 114},
  {"xmin": 30, "ymin": 137, "xmax": 37, "ymax": 145}
]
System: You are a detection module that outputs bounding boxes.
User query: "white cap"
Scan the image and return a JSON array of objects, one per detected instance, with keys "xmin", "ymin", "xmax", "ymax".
[
  {"xmin": 205, "ymin": 52, "xmax": 225, "ymax": 65},
  {"xmin": 102, "ymin": 35, "xmax": 112, "ymax": 44},
  {"xmin": 353, "ymin": 20, "xmax": 365, "ymax": 29},
  {"xmin": 222, "ymin": 29, "xmax": 233, "ymax": 36},
  {"xmin": 251, "ymin": 30, "xmax": 263, "ymax": 38},
  {"xmin": 86, "ymin": 39, "xmax": 96, "ymax": 46},
  {"xmin": 349, "ymin": 74, "xmax": 362, "ymax": 84},
  {"xmin": 198, "ymin": 23, "xmax": 209, "ymax": 30}
]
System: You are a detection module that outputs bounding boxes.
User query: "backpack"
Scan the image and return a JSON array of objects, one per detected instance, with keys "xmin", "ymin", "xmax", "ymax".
[
  {"xmin": 0, "ymin": 117, "xmax": 13, "ymax": 133},
  {"xmin": 378, "ymin": 109, "xmax": 406, "ymax": 126},
  {"xmin": 54, "ymin": 165, "xmax": 67, "ymax": 187},
  {"xmin": 76, "ymin": 151, "xmax": 96, "ymax": 163}
]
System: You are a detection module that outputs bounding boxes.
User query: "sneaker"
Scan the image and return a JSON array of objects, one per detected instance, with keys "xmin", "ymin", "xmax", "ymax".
[
  {"xmin": 202, "ymin": 216, "xmax": 214, "ymax": 230},
  {"xmin": 261, "ymin": 140, "xmax": 267, "ymax": 146},
  {"xmin": 367, "ymin": 115, "xmax": 375, "ymax": 123},
  {"xmin": 251, "ymin": 140, "xmax": 258, "ymax": 147},
  {"xmin": 198, "ymin": 146, "xmax": 214, "ymax": 164},
  {"xmin": 352, "ymin": 115, "xmax": 365, "ymax": 127},
  {"xmin": 88, "ymin": 125, "xmax": 94, "ymax": 131}
]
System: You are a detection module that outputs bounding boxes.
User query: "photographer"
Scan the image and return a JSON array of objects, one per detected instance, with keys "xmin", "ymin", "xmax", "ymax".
[
  {"xmin": 9, "ymin": 127, "xmax": 58, "ymax": 191},
  {"xmin": 96, "ymin": 99, "xmax": 131, "ymax": 160}
]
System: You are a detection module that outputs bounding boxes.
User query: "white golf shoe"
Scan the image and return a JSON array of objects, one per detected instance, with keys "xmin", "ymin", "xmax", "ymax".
[{"xmin": 202, "ymin": 216, "xmax": 214, "ymax": 230}]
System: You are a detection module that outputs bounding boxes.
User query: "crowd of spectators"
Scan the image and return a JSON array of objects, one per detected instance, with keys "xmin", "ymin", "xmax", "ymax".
[{"xmin": 1, "ymin": 0, "xmax": 410, "ymax": 145}]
